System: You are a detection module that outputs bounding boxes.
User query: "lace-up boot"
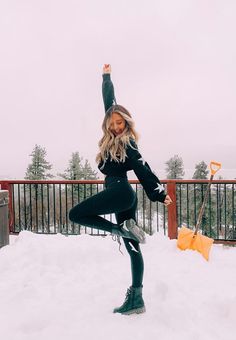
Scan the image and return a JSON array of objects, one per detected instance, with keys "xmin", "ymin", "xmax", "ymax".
[
  {"xmin": 113, "ymin": 286, "xmax": 146, "ymax": 315},
  {"xmin": 124, "ymin": 219, "xmax": 146, "ymax": 244}
]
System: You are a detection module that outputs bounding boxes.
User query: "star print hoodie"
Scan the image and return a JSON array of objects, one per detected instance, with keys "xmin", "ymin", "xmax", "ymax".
[{"xmin": 100, "ymin": 73, "xmax": 167, "ymax": 203}]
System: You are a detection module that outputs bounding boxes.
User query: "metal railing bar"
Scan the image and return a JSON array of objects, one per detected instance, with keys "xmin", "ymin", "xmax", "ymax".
[
  {"xmin": 224, "ymin": 184, "xmax": 227, "ymax": 239},
  {"xmin": 18, "ymin": 184, "xmax": 21, "ymax": 231},
  {"xmin": 12, "ymin": 184, "xmax": 16, "ymax": 232},
  {"xmin": 53, "ymin": 184, "xmax": 56, "ymax": 233},
  {"xmin": 29, "ymin": 185, "xmax": 32, "ymax": 231},
  {"xmin": 59, "ymin": 184, "xmax": 62, "ymax": 233},
  {"xmin": 186, "ymin": 184, "xmax": 189, "ymax": 227},
  {"xmin": 23, "ymin": 184, "xmax": 26, "ymax": 230},
  {"xmin": 41, "ymin": 184, "xmax": 44, "ymax": 232},
  {"xmin": 47, "ymin": 184, "xmax": 50, "ymax": 233},
  {"xmin": 65, "ymin": 184, "xmax": 68, "ymax": 233}
]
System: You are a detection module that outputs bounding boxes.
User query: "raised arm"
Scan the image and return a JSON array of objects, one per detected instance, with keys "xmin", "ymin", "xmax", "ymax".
[{"xmin": 102, "ymin": 64, "xmax": 116, "ymax": 112}]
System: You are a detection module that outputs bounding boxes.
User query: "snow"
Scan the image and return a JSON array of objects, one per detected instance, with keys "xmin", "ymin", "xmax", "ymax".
[{"xmin": 0, "ymin": 231, "xmax": 235, "ymax": 340}]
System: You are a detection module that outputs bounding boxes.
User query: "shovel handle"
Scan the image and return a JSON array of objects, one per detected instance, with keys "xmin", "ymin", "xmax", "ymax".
[
  {"xmin": 195, "ymin": 161, "xmax": 221, "ymax": 234},
  {"xmin": 210, "ymin": 161, "xmax": 221, "ymax": 176}
]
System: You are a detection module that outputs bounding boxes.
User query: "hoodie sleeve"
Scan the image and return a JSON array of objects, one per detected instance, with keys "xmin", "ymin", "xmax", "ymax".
[
  {"xmin": 102, "ymin": 73, "xmax": 116, "ymax": 112},
  {"xmin": 126, "ymin": 140, "xmax": 166, "ymax": 203}
]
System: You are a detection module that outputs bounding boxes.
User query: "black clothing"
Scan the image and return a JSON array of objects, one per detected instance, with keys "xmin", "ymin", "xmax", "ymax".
[
  {"xmin": 102, "ymin": 73, "xmax": 116, "ymax": 111},
  {"xmin": 69, "ymin": 72, "xmax": 165, "ymax": 289},
  {"xmin": 69, "ymin": 176, "xmax": 144, "ymax": 287},
  {"xmin": 69, "ymin": 177, "xmax": 137, "ymax": 233},
  {"xmin": 113, "ymin": 286, "xmax": 145, "ymax": 315},
  {"xmin": 98, "ymin": 139, "xmax": 166, "ymax": 203}
]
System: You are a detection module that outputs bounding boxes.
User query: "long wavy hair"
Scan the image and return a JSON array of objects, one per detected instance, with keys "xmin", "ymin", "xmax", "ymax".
[{"xmin": 96, "ymin": 105, "xmax": 139, "ymax": 164}]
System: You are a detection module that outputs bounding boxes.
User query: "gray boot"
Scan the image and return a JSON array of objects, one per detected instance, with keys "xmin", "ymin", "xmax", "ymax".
[
  {"xmin": 123, "ymin": 219, "xmax": 146, "ymax": 244},
  {"xmin": 112, "ymin": 226, "xmax": 140, "ymax": 243},
  {"xmin": 113, "ymin": 286, "xmax": 146, "ymax": 315}
]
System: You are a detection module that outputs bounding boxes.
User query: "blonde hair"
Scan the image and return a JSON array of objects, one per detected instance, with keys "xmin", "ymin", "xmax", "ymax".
[{"xmin": 96, "ymin": 105, "xmax": 139, "ymax": 164}]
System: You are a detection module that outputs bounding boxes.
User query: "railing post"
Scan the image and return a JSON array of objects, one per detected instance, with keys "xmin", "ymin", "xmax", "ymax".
[
  {"xmin": 0, "ymin": 190, "xmax": 9, "ymax": 248},
  {"xmin": 167, "ymin": 181, "xmax": 178, "ymax": 239},
  {"xmin": 0, "ymin": 182, "xmax": 14, "ymax": 233}
]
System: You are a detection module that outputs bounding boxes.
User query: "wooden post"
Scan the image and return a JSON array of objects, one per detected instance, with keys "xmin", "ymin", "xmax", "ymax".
[
  {"xmin": 0, "ymin": 182, "xmax": 14, "ymax": 233},
  {"xmin": 0, "ymin": 190, "xmax": 9, "ymax": 248},
  {"xmin": 166, "ymin": 181, "xmax": 178, "ymax": 239}
]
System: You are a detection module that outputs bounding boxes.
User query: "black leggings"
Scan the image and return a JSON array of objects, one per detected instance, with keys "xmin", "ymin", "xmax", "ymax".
[{"xmin": 69, "ymin": 176, "xmax": 144, "ymax": 288}]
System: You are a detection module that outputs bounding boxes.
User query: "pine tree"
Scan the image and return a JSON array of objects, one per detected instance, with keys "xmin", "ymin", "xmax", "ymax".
[
  {"xmin": 192, "ymin": 161, "xmax": 209, "ymax": 179},
  {"xmin": 23, "ymin": 145, "xmax": 53, "ymax": 231},
  {"xmin": 59, "ymin": 152, "xmax": 84, "ymax": 180},
  {"xmin": 82, "ymin": 159, "xmax": 98, "ymax": 180},
  {"xmin": 59, "ymin": 152, "xmax": 99, "ymax": 210},
  {"xmin": 59, "ymin": 152, "xmax": 98, "ymax": 180},
  {"xmin": 25, "ymin": 144, "xmax": 53, "ymax": 180},
  {"xmin": 165, "ymin": 155, "xmax": 185, "ymax": 179}
]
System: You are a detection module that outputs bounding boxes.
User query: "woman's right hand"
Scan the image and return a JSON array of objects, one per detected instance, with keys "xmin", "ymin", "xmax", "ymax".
[
  {"xmin": 103, "ymin": 64, "xmax": 111, "ymax": 74},
  {"xmin": 164, "ymin": 195, "xmax": 173, "ymax": 206}
]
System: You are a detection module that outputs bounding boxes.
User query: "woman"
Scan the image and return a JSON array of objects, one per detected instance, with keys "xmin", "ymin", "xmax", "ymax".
[{"xmin": 69, "ymin": 64, "xmax": 172, "ymax": 315}]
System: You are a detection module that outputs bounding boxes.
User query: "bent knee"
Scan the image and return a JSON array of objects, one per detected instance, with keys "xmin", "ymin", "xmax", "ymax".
[
  {"xmin": 68, "ymin": 208, "xmax": 75, "ymax": 222},
  {"xmin": 69, "ymin": 205, "xmax": 83, "ymax": 223}
]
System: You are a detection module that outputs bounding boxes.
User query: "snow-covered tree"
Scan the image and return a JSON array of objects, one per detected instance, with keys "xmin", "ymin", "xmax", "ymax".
[
  {"xmin": 59, "ymin": 152, "xmax": 84, "ymax": 180},
  {"xmin": 82, "ymin": 159, "xmax": 98, "ymax": 180},
  {"xmin": 59, "ymin": 152, "xmax": 98, "ymax": 180},
  {"xmin": 59, "ymin": 152, "xmax": 98, "ymax": 212},
  {"xmin": 23, "ymin": 145, "xmax": 53, "ymax": 231},
  {"xmin": 25, "ymin": 144, "xmax": 53, "ymax": 180},
  {"xmin": 165, "ymin": 155, "xmax": 185, "ymax": 179},
  {"xmin": 192, "ymin": 161, "xmax": 209, "ymax": 179}
]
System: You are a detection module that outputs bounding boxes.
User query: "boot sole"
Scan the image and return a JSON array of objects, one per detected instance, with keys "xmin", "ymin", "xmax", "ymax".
[{"xmin": 121, "ymin": 306, "xmax": 146, "ymax": 315}]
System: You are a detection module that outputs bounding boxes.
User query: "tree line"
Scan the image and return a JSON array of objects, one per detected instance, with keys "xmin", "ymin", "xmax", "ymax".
[
  {"xmin": 25, "ymin": 144, "xmax": 98, "ymax": 181},
  {"xmin": 25, "ymin": 145, "xmax": 211, "ymax": 181},
  {"xmin": 15, "ymin": 145, "xmax": 234, "ymax": 239}
]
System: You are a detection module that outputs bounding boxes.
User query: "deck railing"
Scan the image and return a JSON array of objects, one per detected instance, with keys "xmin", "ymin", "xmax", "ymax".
[{"xmin": 0, "ymin": 179, "xmax": 235, "ymax": 243}]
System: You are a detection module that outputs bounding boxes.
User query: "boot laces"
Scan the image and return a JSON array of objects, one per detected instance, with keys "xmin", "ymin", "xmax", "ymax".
[
  {"xmin": 125, "ymin": 287, "xmax": 132, "ymax": 301},
  {"xmin": 112, "ymin": 234, "xmax": 123, "ymax": 254}
]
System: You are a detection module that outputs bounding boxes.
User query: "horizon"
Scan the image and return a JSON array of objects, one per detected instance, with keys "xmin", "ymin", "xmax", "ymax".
[{"xmin": 1, "ymin": 167, "xmax": 235, "ymax": 181}]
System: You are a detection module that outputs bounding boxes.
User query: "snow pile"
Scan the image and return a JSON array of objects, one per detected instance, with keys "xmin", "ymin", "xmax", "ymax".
[{"xmin": 0, "ymin": 231, "xmax": 235, "ymax": 340}]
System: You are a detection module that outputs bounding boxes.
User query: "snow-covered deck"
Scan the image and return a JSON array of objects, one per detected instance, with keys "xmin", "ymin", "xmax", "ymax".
[{"xmin": 0, "ymin": 231, "xmax": 235, "ymax": 340}]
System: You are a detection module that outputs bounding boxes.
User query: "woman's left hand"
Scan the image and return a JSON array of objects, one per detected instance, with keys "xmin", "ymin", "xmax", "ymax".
[
  {"xmin": 164, "ymin": 195, "xmax": 172, "ymax": 206},
  {"xmin": 103, "ymin": 64, "xmax": 111, "ymax": 74}
]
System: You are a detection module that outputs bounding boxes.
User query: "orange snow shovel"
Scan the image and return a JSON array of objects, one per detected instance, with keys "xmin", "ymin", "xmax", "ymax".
[{"xmin": 177, "ymin": 161, "xmax": 221, "ymax": 261}]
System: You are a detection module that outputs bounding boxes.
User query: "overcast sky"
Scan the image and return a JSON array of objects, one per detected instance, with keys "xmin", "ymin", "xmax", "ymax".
[{"xmin": 1, "ymin": 0, "xmax": 235, "ymax": 179}]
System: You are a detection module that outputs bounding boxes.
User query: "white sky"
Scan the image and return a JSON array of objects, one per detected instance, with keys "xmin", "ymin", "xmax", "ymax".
[
  {"xmin": 1, "ymin": 0, "xmax": 236, "ymax": 179},
  {"xmin": 0, "ymin": 231, "xmax": 235, "ymax": 339}
]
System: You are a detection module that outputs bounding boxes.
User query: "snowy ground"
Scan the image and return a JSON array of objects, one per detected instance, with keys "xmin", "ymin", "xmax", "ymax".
[{"xmin": 0, "ymin": 231, "xmax": 235, "ymax": 340}]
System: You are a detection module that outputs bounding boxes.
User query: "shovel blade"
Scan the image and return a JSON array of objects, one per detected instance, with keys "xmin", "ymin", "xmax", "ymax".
[
  {"xmin": 177, "ymin": 227, "xmax": 195, "ymax": 250},
  {"xmin": 190, "ymin": 233, "xmax": 214, "ymax": 261},
  {"xmin": 177, "ymin": 227, "xmax": 214, "ymax": 261}
]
